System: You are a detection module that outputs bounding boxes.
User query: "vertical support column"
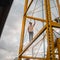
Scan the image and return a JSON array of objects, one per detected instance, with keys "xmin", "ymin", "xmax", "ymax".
[
  {"xmin": 44, "ymin": 0, "xmax": 55, "ymax": 60},
  {"xmin": 57, "ymin": 38, "xmax": 60, "ymax": 60},
  {"xmin": 56, "ymin": 0, "xmax": 60, "ymax": 17},
  {"xmin": 18, "ymin": 0, "xmax": 28, "ymax": 60}
]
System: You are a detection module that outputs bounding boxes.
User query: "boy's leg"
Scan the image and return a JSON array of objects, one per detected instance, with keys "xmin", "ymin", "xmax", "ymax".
[
  {"xmin": 29, "ymin": 32, "xmax": 34, "ymax": 56},
  {"xmin": 29, "ymin": 32, "xmax": 33, "ymax": 42}
]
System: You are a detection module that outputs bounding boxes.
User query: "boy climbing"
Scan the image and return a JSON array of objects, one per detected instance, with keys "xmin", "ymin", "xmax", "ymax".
[{"xmin": 28, "ymin": 21, "xmax": 36, "ymax": 42}]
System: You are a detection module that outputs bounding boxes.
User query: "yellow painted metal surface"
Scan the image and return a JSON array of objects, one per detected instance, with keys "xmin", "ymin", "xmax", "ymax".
[
  {"xmin": 51, "ymin": 22, "xmax": 60, "ymax": 28},
  {"xmin": 18, "ymin": 0, "xmax": 60, "ymax": 60},
  {"xmin": 18, "ymin": 0, "xmax": 28, "ymax": 60},
  {"xmin": 20, "ymin": 56, "xmax": 45, "ymax": 59},
  {"xmin": 57, "ymin": 38, "xmax": 60, "ymax": 60},
  {"xmin": 26, "ymin": 15, "xmax": 46, "ymax": 22},
  {"xmin": 44, "ymin": 0, "xmax": 55, "ymax": 60},
  {"xmin": 56, "ymin": 0, "xmax": 60, "ymax": 17}
]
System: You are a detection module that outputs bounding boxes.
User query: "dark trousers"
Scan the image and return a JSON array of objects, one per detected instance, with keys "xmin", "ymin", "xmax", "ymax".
[{"xmin": 29, "ymin": 32, "xmax": 33, "ymax": 41}]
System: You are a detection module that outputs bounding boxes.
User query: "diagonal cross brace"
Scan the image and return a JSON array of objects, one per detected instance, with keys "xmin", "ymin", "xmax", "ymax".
[
  {"xmin": 24, "ymin": 0, "xmax": 33, "ymax": 15},
  {"xmin": 19, "ymin": 25, "xmax": 46, "ymax": 57}
]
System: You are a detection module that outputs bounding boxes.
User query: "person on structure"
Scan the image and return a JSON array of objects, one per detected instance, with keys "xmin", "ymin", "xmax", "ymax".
[
  {"xmin": 54, "ymin": 17, "xmax": 60, "ymax": 47},
  {"xmin": 28, "ymin": 21, "xmax": 36, "ymax": 42},
  {"xmin": 54, "ymin": 17, "xmax": 60, "ymax": 23}
]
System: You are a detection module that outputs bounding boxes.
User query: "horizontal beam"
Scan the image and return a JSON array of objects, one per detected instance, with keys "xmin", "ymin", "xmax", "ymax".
[
  {"xmin": 20, "ymin": 56, "xmax": 45, "ymax": 59},
  {"xmin": 19, "ymin": 25, "xmax": 46, "ymax": 57},
  {"xmin": 24, "ymin": 0, "xmax": 33, "ymax": 15},
  {"xmin": 26, "ymin": 15, "xmax": 46, "ymax": 22},
  {"xmin": 51, "ymin": 22, "xmax": 60, "ymax": 28}
]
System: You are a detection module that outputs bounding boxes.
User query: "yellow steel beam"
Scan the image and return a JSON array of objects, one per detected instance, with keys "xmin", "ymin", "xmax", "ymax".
[
  {"xmin": 51, "ymin": 22, "xmax": 60, "ymax": 28},
  {"xmin": 57, "ymin": 38, "xmax": 60, "ymax": 60},
  {"xmin": 20, "ymin": 56, "xmax": 45, "ymax": 59},
  {"xmin": 32, "ymin": 34, "xmax": 46, "ymax": 48},
  {"xmin": 18, "ymin": 0, "xmax": 28, "ymax": 60},
  {"xmin": 56, "ymin": 0, "xmax": 60, "ymax": 17},
  {"xmin": 19, "ymin": 25, "xmax": 46, "ymax": 57},
  {"xmin": 44, "ymin": 0, "xmax": 55, "ymax": 60},
  {"xmin": 24, "ymin": 0, "xmax": 33, "ymax": 15},
  {"xmin": 26, "ymin": 15, "xmax": 46, "ymax": 22}
]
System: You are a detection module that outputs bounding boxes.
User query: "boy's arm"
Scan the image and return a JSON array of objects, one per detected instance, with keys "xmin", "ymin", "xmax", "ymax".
[
  {"xmin": 33, "ymin": 20, "xmax": 36, "ymax": 27},
  {"xmin": 28, "ymin": 26, "xmax": 29, "ymax": 32}
]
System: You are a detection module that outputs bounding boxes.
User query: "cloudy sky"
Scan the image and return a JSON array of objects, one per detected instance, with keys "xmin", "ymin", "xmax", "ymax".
[
  {"xmin": 0, "ymin": 0, "xmax": 24, "ymax": 60},
  {"xmin": 0, "ymin": 0, "xmax": 60, "ymax": 60}
]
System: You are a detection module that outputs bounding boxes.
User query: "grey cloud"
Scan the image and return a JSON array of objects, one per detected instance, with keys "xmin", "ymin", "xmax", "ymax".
[
  {"xmin": 0, "ymin": 49, "xmax": 15, "ymax": 60},
  {"xmin": 0, "ymin": 0, "xmax": 24, "ymax": 60}
]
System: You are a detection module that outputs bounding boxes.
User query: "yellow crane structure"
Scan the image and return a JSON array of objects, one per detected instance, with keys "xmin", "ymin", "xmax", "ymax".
[{"xmin": 18, "ymin": 0, "xmax": 60, "ymax": 60}]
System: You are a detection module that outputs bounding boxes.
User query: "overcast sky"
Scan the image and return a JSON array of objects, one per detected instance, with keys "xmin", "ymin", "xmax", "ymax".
[
  {"xmin": 0, "ymin": 0, "xmax": 24, "ymax": 60},
  {"xmin": 0, "ymin": 0, "xmax": 60, "ymax": 60}
]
